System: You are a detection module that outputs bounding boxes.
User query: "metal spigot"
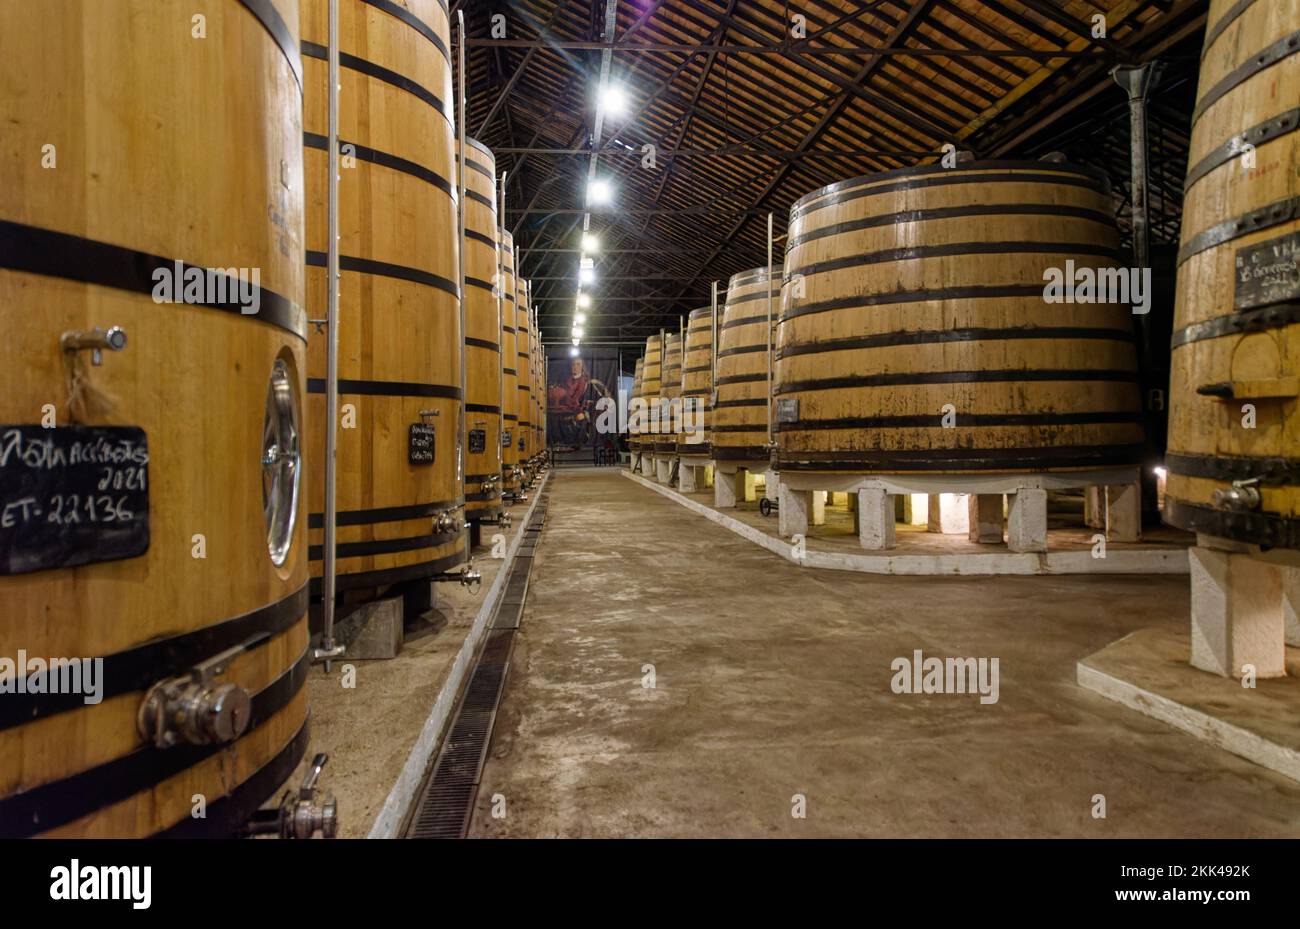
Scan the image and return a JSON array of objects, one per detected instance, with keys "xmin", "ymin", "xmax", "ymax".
[
  {"xmin": 499, "ymin": 511, "xmax": 513, "ymax": 529},
  {"xmin": 1212, "ymin": 479, "xmax": 1262, "ymax": 512},
  {"xmin": 137, "ymin": 641, "xmax": 254, "ymax": 749},
  {"xmin": 434, "ymin": 509, "xmax": 462, "ymax": 534},
  {"xmin": 246, "ymin": 753, "xmax": 338, "ymax": 838},
  {"xmin": 460, "ymin": 559, "xmax": 482, "ymax": 589},
  {"xmin": 61, "ymin": 326, "xmax": 127, "ymax": 366}
]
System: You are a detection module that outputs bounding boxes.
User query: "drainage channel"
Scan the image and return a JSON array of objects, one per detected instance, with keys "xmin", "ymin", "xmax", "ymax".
[{"xmin": 404, "ymin": 492, "xmax": 549, "ymax": 838}]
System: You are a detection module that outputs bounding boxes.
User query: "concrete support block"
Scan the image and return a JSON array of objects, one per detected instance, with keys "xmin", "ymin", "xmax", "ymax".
[
  {"xmin": 1084, "ymin": 486, "xmax": 1105, "ymax": 529},
  {"xmin": 335, "ymin": 595, "xmax": 404, "ymax": 660},
  {"xmin": 1106, "ymin": 481, "xmax": 1142, "ymax": 543},
  {"xmin": 1189, "ymin": 547, "xmax": 1287, "ymax": 679},
  {"xmin": 779, "ymin": 486, "xmax": 810, "ymax": 539},
  {"xmin": 1285, "ymin": 567, "xmax": 1300, "ymax": 649},
  {"xmin": 714, "ymin": 469, "xmax": 742, "ymax": 508},
  {"xmin": 1007, "ymin": 488, "xmax": 1047, "ymax": 553},
  {"xmin": 926, "ymin": 493, "xmax": 970, "ymax": 535},
  {"xmin": 679, "ymin": 462, "xmax": 698, "ymax": 493},
  {"xmin": 812, "ymin": 490, "xmax": 826, "ymax": 527},
  {"xmin": 655, "ymin": 456, "xmax": 673, "ymax": 484},
  {"xmin": 858, "ymin": 487, "xmax": 896, "ymax": 551},
  {"xmin": 967, "ymin": 494, "xmax": 1005, "ymax": 544}
]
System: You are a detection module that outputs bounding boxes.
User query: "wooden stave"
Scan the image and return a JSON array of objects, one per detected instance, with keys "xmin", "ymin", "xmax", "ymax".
[
  {"xmin": 0, "ymin": 0, "xmax": 310, "ymax": 836},
  {"xmin": 1165, "ymin": 0, "xmax": 1300, "ymax": 546},
  {"xmin": 777, "ymin": 162, "xmax": 1142, "ymax": 474},
  {"xmin": 303, "ymin": 0, "xmax": 465, "ymax": 594},
  {"xmin": 459, "ymin": 138, "xmax": 502, "ymax": 520},
  {"xmin": 680, "ymin": 307, "xmax": 716, "ymax": 457},
  {"xmin": 713, "ymin": 268, "xmax": 778, "ymax": 462}
]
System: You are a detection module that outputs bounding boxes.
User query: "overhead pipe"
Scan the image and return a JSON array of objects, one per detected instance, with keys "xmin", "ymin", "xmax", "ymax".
[
  {"xmin": 314, "ymin": 0, "xmax": 345, "ymax": 668},
  {"xmin": 765, "ymin": 211, "xmax": 774, "ymax": 446},
  {"xmin": 456, "ymin": 10, "xmax": 468, "ymax": 499}
]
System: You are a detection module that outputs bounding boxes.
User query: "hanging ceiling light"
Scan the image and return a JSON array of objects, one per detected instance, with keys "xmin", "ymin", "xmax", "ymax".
[
  {"xmin": 598, "ymin": 83, "xmax": 627, "ymax": 118},
  {"xmin": 586, "ymin": 178, "xmax": 612, "ymax": 206}
]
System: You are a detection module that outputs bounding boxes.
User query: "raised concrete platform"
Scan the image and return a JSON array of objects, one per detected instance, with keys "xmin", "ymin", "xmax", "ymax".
[
  {"xmin": 282, "ymin": 472, "xmax": 550, "ymax": 837},
  {"xmin": 1078, "ymin": 626, "xmax": 1300, "ymax": 783},
  {"xmin": 622, "ymin": 469, "xmax": 1188, "ymax": 576}
]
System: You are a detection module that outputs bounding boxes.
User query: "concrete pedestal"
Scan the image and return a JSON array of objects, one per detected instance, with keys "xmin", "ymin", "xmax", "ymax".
[
  {"xmin": 857, "ymin": 487, "xmax": 895, "ymax": 551},
  {"xmin": 714, "ymin": 468, "xmax": 750, "ymax": 508},
  {"xmin": 1106, "ymin": 481, "xmax": 1142, "ymax": 542},
  {"xmin": 1189, "ymin": 546, "xmax": 1287, "ymax": 679},
  {"xmin": 779, "ymin": 485, "xmax": 810, "ymax": 539},
  {"xmin": 967, "ymin": 494, "xmax": 1005, "ymax": 544},
  {"xmin": 1007, "ymin": 488, "xmax": 1047, "ymax": 553},
  {"xmin": 679, "ymin": 461, "xmax": 698, "ymax": 492}
]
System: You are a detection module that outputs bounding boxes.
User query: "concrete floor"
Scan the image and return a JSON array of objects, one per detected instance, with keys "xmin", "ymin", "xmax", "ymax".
[{"xmin": 470, "ymin": 469, "xmax": 1300, "ymax": 838}]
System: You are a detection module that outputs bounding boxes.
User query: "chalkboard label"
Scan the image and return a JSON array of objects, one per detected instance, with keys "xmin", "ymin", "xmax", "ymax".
[
  {"xmin": 409, "ymin": 423, "xmax": 435, "ymax": 465},
  {"xmin": 468, "ymin": 429, "xmax": 486, "ymax": 454},
  {"xmin": 502, "ymin": 429, "xmax": 512, "ymax": 447},
  {"xmin": 1235, "ymin": 231, "xmax": 1300, "ymax": 311},
  {"xmin": 0, "ymin": 425, "xmax": 150, "ymax": 576},
  {"xmin": 518, "ymin": 435, "xmax": 525, "ymax": 451}
]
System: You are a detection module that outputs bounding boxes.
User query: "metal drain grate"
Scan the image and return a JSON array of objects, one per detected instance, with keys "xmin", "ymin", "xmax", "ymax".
[
  {"xmin": 405, "ymin": 495, "xmax": 547, "ymax": 838},
  {"xmin": 407, "ymin": 629, "xmax": 514, "ymax": 838}
]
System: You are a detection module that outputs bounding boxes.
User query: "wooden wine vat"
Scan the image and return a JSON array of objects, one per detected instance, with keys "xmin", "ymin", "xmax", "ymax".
[
  {"xmin": 302, "ymin": 0, "xmax": 465, "ymax": 595},
  {"xmin": 714, "ymin": 267, "xmax": 778, "ymax": 463},
  {"xmin": 680, "ymin": 307, "xmax": 716, "ymax": 458},
  {"xmin": 777, "ymin": 160, "xmax": 1141, "ymax": 473},
  {"xmin": 639, "ymin": 334, "xmax": 664, "ymax": 451},
  {"xmin": 461, "ymin": 137, "xmax": 502, "ymax": 523},
  {"xmin": 1164, "ymin": 0, "xmax": 1300, "ymax": 547},
  {"xmin": 629, "ymin": 358, "xmax": 645, "ymax": 453},
  {"xmin": 516, "ymin": 277, "xmax": 534, "ymax": 462},
  {"xmin": 500, "ymin": 232, "xmax": 520, "ymax": 493},
  {"xmin": 656, "ymin": 331, "xmax": 684, "ymax": 454},
  {"xmin": 0, "ymin": 0, "xmax": 310, "ymax": 836}
]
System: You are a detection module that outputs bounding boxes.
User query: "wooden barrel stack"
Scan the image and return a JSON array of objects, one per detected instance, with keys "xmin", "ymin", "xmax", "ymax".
[
  {"xmin": 303, "ymin": 0, "xmax": 465, "ymax": 597},
  {"xmin": 0, "ymin": 0, "xmax": 310, "ymax": 836},
  {"xmin": 640, "ymin": 334, "xmax": 664, "ymax": 454},
  {"xmin": 461, "ymin": 138, "xmax": 502, "ymax": 525},
  {"xmin": 657, "ymin": 331, "xmax": 684, "ymax": 456},
  {"xmin": 516, "ymin": 276, "xmax": 533, "ymax": 467},
  {"xmin": 713, "ymin": 267, "xmax": 778, "ymax": 463},
  {"xmin": 680, "ymin": 307, "xmax": 715, "ymax": 459},
  {"xmin": 1164, "ymin": 0, "xmax": 1300, "ymax": 547},
  {"xmin": 776, "ymin": 161, "xmax": 1142, "ymax": 474},
  {"xmin": 500, "ymin": 231, "xmax": 521, "ymax": 495}
]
